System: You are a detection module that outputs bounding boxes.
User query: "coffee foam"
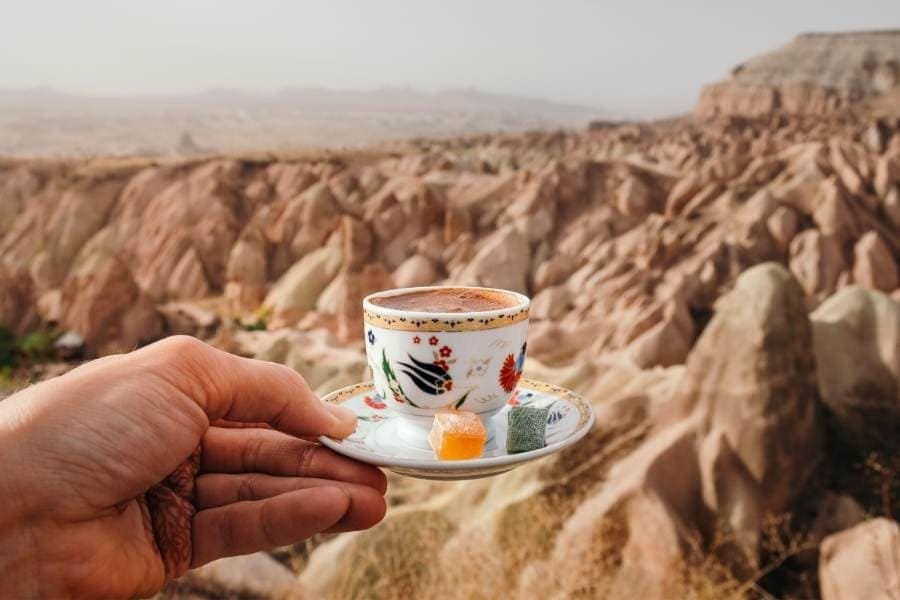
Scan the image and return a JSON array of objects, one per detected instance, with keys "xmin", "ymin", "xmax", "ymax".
[{"xmin": 370, "ymin": 288, "xmax": 518, "ymax": 313}]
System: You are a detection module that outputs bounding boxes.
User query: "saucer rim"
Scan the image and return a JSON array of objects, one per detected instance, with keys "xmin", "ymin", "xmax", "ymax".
[{"xmin": 318, "ymin": 378, "xmax": 595, "ymax": 471}]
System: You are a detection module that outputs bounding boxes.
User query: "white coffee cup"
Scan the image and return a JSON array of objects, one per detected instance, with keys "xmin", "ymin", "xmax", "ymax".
[{"xmin": 362, "ymin": 286, "xmax": 530, "ymax": 449}]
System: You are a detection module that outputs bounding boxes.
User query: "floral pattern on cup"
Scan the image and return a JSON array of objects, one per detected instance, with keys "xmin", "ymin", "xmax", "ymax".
[
  {"xmin": 499, "ymin": 342, "xmax": 527, "ymax": 394},
  {"xmin": 398, "ymin": 353, "xmax": 453, "ymax": 395},
  {"xmin": 376, "ymin": 335, "xmax": 468, "ymax": 404},
  {"xmin": 363, "ymin": 286, "xmax": 530, "ymax": 433},
  {"xmin": 379, "ymin": 348, "xmax": 413, "ymax": 406}
]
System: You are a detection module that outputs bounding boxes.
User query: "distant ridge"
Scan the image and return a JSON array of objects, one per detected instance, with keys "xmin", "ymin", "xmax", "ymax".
[
  {"xmin": 797, "ymin": 29, "xmax": 900, "ymax": 38},
  {"xmin": 696, "ymin": 29, "xmax": 900, "ymax": 118},
  {"xmin": 0, "ymin": 86, "xmax": 605, "ymax": 157},
  {"xmin": 0, "ymin": 85, "xmax": 599, "ymax": 116}
]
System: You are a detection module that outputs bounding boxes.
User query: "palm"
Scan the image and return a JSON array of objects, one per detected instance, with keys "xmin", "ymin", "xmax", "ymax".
[{"xmin": 51, "ymin": 499, "xmax": 169, "ymax": 597}]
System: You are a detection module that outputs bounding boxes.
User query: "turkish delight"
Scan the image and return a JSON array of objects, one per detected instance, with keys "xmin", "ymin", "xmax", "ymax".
[
  {"xmin": 428, "ymin": 409, "xmax": 487, "ymax": 460},
  {"xmin": 506, "ymin": 404, "xmax": 549, "ymax": 453}
]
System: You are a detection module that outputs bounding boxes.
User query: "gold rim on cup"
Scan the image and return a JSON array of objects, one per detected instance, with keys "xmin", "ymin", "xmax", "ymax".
[{"xmin": 362, "ymin": 286, "xmax": 530, "ymax": 333}]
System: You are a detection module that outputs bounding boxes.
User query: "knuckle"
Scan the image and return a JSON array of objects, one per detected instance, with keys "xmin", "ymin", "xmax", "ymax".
[
  {"xmin": 274, "ymin": 363, "xmax": 307, "ymax": 392},
  {"xmin": 152, "ymin": 335, "xmax": 227, "ymax": 412},
  {"xmin": 272, "ymin": 362, "xmax": 311, "ymax": 394},
  {"xmin": 240, "ymin": 436, "xmax": 266, "ymax": 473},
  {"xmin": 269, "ymin": 397, "xmax": 293, "ymax": 430},
  {"xmin": 159, "ymin": 334, "xmax": 208, "ymax": 359},
  {"xmin": 217, "ymin": 509, "xmax": 235, "ymax": 550},
  {"xmin": 236, "ymin": 476, "xmax": 258, "ymax": 502},
  {"xmin": 259, "ymin": 500, "xmax": 281, "ymax": 546},
  {"xmin": 272, "ymin": 362, "xmax": 295, "ymax": 377},
  {"xmin": 296, "ymin": 444, "xmax": 321, "ymax": 476}
]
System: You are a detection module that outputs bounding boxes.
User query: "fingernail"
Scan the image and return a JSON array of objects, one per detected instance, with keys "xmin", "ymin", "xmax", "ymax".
[{"xmin": 326, "ymin": 403, "xmax": 357, "ymax": 436}]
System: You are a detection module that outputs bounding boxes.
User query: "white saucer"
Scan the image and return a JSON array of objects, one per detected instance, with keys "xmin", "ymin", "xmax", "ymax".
[{"xmin": 319, "ymin": 378, "xmax": 595, "ymax": 480}]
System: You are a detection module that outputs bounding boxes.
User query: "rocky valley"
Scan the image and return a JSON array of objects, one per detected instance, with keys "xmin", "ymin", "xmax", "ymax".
[{"xmin": 2, "ymin": 30, "xmax": 900, "ymax": 600}]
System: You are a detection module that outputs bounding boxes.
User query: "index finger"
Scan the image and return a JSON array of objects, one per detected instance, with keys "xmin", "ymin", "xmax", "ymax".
[{"xmin": 143, "ymin": 336, "xmax": 356, "ymax": 439}]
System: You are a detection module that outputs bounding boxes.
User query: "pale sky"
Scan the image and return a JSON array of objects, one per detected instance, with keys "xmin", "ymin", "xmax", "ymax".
[{"xmin": 1, "ymin": 0, "xmax": 898, "ymax": 117}]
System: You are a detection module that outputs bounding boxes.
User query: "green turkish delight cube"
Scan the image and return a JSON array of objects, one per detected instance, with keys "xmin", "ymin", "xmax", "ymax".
[{"xmin": 506, "ymin": 405, "xmax": 549, "ymax": 453}]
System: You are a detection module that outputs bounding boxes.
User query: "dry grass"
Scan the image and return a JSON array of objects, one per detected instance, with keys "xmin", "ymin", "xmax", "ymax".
[
  {"xmin": 313, "ymin": 490, "xmax": 825, "ymax": 600},
  {"xmin": 153, "ymin": 509, "xmax": 817, "ymax": 600},
  {"xmin": 296, "ymin": 400, "xmax": 834, "ymax": 600},
  {"xmin": 319, "ymin": 401, "xmax": 898, "ymax": 600},
  {"xmin": 157, "ymin": 575, "xmax": 269, "ymax": 600},
  {"xmin": 864, "ymin": 452, "xmax": 898, "ymax": 519},
  {"xmin": 327, "ymin": 510, "xmax": 456, "ymax": 599},
  {"xmin": 824, "ymin": 411, "xmax": 900, "ymax": 520}
]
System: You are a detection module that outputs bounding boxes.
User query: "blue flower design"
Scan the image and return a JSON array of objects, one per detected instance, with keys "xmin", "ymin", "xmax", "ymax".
[
  {"xmin": 367, "ymin": 330, "xmax": 376, "ymax": 345},
  {"xmin": 398, "ymin": 353, "xmax": 452, "ymax": 395}
]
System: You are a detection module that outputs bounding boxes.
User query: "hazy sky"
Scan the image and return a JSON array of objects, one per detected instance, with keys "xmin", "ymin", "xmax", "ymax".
[{"xmin": 1, "ymin": 0, "xmax": 898, "ymax": 117}]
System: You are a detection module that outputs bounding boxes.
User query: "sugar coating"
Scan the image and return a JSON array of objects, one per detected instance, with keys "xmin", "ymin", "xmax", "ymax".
[
  {"xmin": 434, "ymin": 410, "xmax": 486, "ymax": 436},
  {"xmin": 429, "ymin": 409, "xmax": 487, "ymax": 460},
  {"xmin": 506, "ymin": 405, "xmax": 549, "ymax": 453}
]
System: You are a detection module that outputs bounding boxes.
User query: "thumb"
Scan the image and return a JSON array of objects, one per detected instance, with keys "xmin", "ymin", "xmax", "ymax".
[{"xmin": 138, "ymin": 336, "xmax": 356, "ymax": 439}]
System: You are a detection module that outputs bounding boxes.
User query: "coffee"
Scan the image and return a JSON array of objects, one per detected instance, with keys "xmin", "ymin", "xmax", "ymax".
[{"xmin": 371, "ymin": 288, "xmax": 518, "ymax": 313}]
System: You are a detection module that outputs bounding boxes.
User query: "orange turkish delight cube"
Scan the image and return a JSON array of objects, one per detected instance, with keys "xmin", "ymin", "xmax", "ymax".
[{"xmin": 428, "ymin": 409, "xmax": 486, "ymax": 460}]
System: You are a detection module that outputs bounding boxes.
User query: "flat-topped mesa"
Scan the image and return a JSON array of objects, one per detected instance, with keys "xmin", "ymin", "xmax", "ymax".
[{"xmin": 696, "ymin": 30, "xmax": 900, "ymax": 118}]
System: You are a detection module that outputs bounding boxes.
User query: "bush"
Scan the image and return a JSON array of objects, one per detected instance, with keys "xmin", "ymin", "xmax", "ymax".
[
  {"xmin": 18, "ymin": 328, "xmax": 60, "ymax": 362},
  {"xmin": 233, "ymin": 306, "xmax": 272, "ymax": 332},
  {"xmin": 0, "ymin": 328, "xmax": 16, "ymax": 369},
  {"xmin": 0, "ymin": 326, "xmax": 62, "ymax": 370}
]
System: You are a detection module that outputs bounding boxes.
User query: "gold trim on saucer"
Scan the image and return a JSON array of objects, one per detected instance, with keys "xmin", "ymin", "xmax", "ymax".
[
  {"xmin": 325, "ymin": 381, "xmax": 373, "ymax": 405},
  {"xmin": 518, "ymin": 378, "xmax": 592, "ymax": 431},
  {"xmin": 318, "ymin": 377, "xmax": 595, "ymax": 480}
]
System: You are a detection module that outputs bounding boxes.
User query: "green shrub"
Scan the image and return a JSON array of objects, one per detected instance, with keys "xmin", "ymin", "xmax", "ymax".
[
  {"xmin": 0, "ymin": 326, "xmax": 62, "ymax": 370},
  {"xmin": 0, "ymin": 328, "xmax": 16, "ymax": 369},
  {"xmin": 236, "ymin": 306, "xmax": 271, "ymax": 331},
  {"xmin": 18, "ymin": 328, "xmax": 60, "ymax": 362},
  {"xmin": 244, "ymin": 319, "xmax": 268, "ymax": 332}
]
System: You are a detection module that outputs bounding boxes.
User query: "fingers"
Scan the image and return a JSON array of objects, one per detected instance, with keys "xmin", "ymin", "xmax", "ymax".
[
  {"xmin": 209, "ymin": 420, "xmax": 272, "ymax": 430},
  {"xmin": 201, "ymin": 427, "xmax": 387, "ymax": 494},
  {"xmin": 195, "ymin": 473, "xmax": 329, "ymax": 508},
  {"xmin": 194, "ymin": 473, "xmax": 387, "ymax": 532},
  {"xmin": 191, "ymin": 487, "xmax": 349, "ymax": 567},
  {"xmin": 139, "ymin": 336, "xmax": 356, "ymax": 439}
]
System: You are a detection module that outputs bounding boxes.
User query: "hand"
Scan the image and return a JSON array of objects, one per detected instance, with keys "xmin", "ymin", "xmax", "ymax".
[{"xmin": 0, "ymin": 336, "xmax": 387, "ymax": 599}]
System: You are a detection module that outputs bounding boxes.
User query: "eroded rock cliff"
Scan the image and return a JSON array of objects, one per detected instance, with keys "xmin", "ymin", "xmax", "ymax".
[{"xmin": 697, "ymin": 31, "xmax": 900, "ymax": 118}]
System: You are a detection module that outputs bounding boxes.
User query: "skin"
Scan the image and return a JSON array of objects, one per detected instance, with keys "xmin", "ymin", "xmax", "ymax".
[{"xmin": 0, "ymin": 335, "xmax": 388, "ymax": 599}]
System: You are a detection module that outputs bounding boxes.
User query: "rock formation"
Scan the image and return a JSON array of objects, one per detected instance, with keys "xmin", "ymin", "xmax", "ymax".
[
  {"xmin": 697, "ymin": 30, "xmax": 900, "ymax": 118},
  {"xmin": 819, "ymin": 519, "xmax": 900, "ymax": 600},
  {"xmin": 811, "ymin": 286, "xmax": 900, "ymax": 451},
  {"xmin": 2, "ymin": 110, "xmax": 900, "ymax": 364},
  {"xmin": 2, "ymin": 97, "xmax": 900, "ymax": 598}
]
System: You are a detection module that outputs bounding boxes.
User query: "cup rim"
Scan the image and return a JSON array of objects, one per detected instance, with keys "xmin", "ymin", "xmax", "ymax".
[{"xmin": 363, "ymin": 285, "xmax": 530, "ymax": 320}]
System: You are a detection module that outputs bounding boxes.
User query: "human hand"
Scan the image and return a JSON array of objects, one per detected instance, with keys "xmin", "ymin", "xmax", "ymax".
[{"xmin": 0, "ymin": 336, "xmax": 387, "ymax": 598}]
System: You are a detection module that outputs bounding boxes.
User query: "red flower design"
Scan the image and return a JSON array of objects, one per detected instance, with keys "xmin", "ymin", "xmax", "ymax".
[
  {"xmin": 364, "ymin": 395, "xmax": 386, "ymax": 410},
  {"xmin": 413, "ymin": 336, "xmax": 421, "ymax": 344},
  {"xmin": 444, "ymin": 380, "xmax": 453, "ymax": 391},
  {"xmin": 439, "ymin": 346, "xmax": 452, "ymax": 357},
  {"xmin": 507, "ymin": 391, "xmax": 519, "ymax": 406},
  {"xmin": 434, "ymin": 359, "xmax": 450, "ymax": 372},
  {"xmin": 499, "ymin": 353, "xmax": 521, "ymax": 393},
  {"xmin": 428, "ymin": 336, "xmax": 439, "ymax": 346}
]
